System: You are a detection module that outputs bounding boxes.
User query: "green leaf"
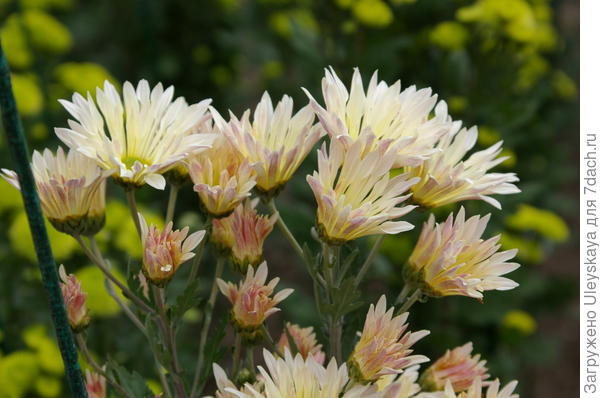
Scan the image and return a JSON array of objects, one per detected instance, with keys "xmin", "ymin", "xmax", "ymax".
[
  {"xmin": 170, "ymin": 279, "xmax": 203, "ymax": 326},
  {"xmin": 196, "ymin": 315, "xmax": 227, "ymax": 393},
  {"xmin": 107, "ymin": 357, "xmax": 155, "ymax": 398},
  {"xmin": 144, "ymin": 314, "xmax": 171, "ymax": 367}
]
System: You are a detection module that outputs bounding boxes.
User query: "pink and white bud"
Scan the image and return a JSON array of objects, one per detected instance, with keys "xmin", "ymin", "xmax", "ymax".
[
  {"xmin": 277, "ymin": 322, "xmax": 325, "ymax": 364},
  {"xmin": 139, "ymin": 213, "xmax": 206, "ymax": 286},
  {"xmin": 85, "ymin": 369, "xmax": 106, "ymax": 398},
  {"xmin": 349, "ymin": 295, "xmax": 429, "ymax": 383},
  {"xmin": 420, "ymin": 343, "xmax": 489, "ymax": 392},
  {"xmin": 217, "ymin": 262, "xmax": 293, "ymax": 341},
  {"xmin": 59, "ymin": 265, "xmax": 90, "ymax": 332},
  {"xmin": 211, "ymin": 200, "xmax": 277, "ymax": 273}
]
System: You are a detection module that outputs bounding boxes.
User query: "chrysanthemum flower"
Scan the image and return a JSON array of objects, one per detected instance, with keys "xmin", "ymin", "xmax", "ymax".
[
  {"xmin": 211, "ymin": 92, "xmax": 322, "ymax": 197},
  {"xmin": 138, "ymin": 213, "xmax": 205, "ymax": 286},
  {"xmin": 422, "ymin": 378, "xmax": 518, "ymax": 398},
  {"xmin": 55, "ymin": 80, "xmax": 215, "ymax": 189},
  {"xmin": 277, "ymin": 322, "xmax": 326, "ymax": 364},
  {"xmin": 217, "ymin": 262, "xmax": 293, "ymax": 340},
  {"xmin": 188, "ymin": 133, "xmax": 256, "ymax": 218},
  {"xmin": 406, "ymin": 125, "xmax": 520, "ymax": 209},
  {"xmin": 405, "ymin": 207, "xmax": 520, "ymax": 300},
  {"xmin": 420, "ymin": 343, "xmax": 489, "ymax": 392},
  {"xmin": 307, "ymin": 133, "xmax": 419, "ymax": 244},
  {"xmin": 211, "ymin": 200, "xmax": 277, "ymax": 272},
  {"xmin": 349, "ymin": 295, "xmax": 429, "ymax": 384},
  {"xmin": 221, "ymin": 349, "xmax": 379, "ymax": 398},
  {"xmin": 58, "ymin": 265, "xmax": 90, "ymax": 332},
  {"xmin": 379, "ymin": 367, "xmax": 421, "ymax": 398},
  {"xmin": 85, "ymin": 369, "xmax": 106, "ymax": 398},
  {"xmin": 304, "ymin": 67, "xmax": 454, "ymax": 167},
  {"xmin": 1, "ymin": 147, "xmax": 109, "ymax": 236}
]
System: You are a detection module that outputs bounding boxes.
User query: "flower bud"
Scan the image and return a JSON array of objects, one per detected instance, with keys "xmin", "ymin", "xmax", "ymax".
[
  {"xmin": 277, "ymin": 322, "xmax": 325, "ymax": 364},
  {"xmin": 85, "ymin": 370, "xmax": 106, "ymax": 398},
  {"xmin": 139, "ymin": 213, "xmax": 205, "ymax": 286},
  {"xmin": 58, "ymin": 265, "xmax": 90, "ymax": 332}
]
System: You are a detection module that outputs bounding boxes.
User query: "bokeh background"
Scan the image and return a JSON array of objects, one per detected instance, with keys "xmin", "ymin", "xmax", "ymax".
[{"xmin": 0, "ymin": 0, "xmax": 579, "ymax": 397}]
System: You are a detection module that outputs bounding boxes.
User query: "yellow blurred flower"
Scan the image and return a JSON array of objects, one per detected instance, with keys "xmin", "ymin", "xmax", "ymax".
[
  {"xmin": 502, "ymin": 310, "xmax": 536, "ymax": 335},
  {"xmin": 11, "ymin": 73, "xmax": 43, "ymax": 116},
  {"xmin": 430, "ymin": 22, "xmax": 469, "ymax": 51},
  {"xmin": 1, "ymin": 14, "xmax": 33, "ymax": 68},
  {"xmin": 476, "ymin": 126, "xmax": 501, "ymax": 147},
  {"xmin": 517, "ymin": 52, "xmax": 549, "ymax": 90},
  {"xmin": 498, "ymin": 148, "xmax": 517, "ymax": 168},
  {"xmin": 35, "ymin": 376, "xmax": 62, "ymax": 398},
  {"xmin": 448, "ymin": 96, "xmax": 468, "ymax": 114},
  {"xmin": 506, "ymin": 204, "xmax": 569, "ymax": 242},
  {"xmin": 269, "ymin": 9, "xmax": 318, "ymax": 38},
  {"xmin": 23, "ymin": 10, "xmax": 72, "ymax": 53},
  {"xmin": 0, "ymin": 351, "xmax": 39, "ymax": 398},
  {"xmin": 352, "ymin": 0, "xmax": 394, "ymax": 28},
  {"xmin": 75, "ymin": 265, "xmax": 126, "ymax": 317},
  {"xmin": 262, "ymin": 60, "xmax": 284, "ymax": 79},
  {"xmin": 552, "ymin": 70, "xmax": 577, "ymax": 100},
  {"xmin": 54, "ymin": 62, "xmax": 117, "ymax": 96}
]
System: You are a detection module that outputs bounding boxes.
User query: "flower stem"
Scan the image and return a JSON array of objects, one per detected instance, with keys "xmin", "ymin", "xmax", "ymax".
[
  {"xmin": 355, "ymin": 235, "xmax": 384, "ymax": 285},
  {"xmin": 165, "ymin": 184, "xmax": 179, "ymax": 224},
  {"xmin": 267, "ymin": 199, "xmax": 304, "ymax": 260},
  {"xmin": 396, "ymin": 288, "xmax": 422, "ymax": 315},
  {"xmin": 190, "ymin": 257, "xmax": 225, "ymax": 397},
  {"xmin": 322, "ymin": 243, "xmax": 343, "ymax": 362},
  {"xmin": 231, "ymin": 333, "xmax": 243, "ymax": 377},
  {"xmin": 187, "ymin": 221, "xmax": 210, "ymax": 284},
  {"xmin": 75, "ymin": 235, "xmax": 155, "ymax": 315},
  {"xmin": 246, "ymin": 346, "xmax": 255, "ymax": 372},
  {"xmin": 75, "ymin": 334, "xmax": 133, "ymax": 398},
  {"xmin": 125, "ymin": 188, "xmax": 142, "ymax": 237}
]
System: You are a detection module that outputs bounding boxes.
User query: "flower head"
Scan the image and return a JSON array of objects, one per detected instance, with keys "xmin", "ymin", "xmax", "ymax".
[
  {"xmin": 277, "ymin": 322, "xmax": 326, "ymax": 365},
  {"xmin": 406, "ymin": 207, "xmax": 520, "ymax": 300},
  {"xmin": 139, "ymin": 213, "xmax": 205, "ymax": 286},
  {"xmin": 2, "ymin": 147, "xmax": 109, "ymax": 236},
  {"xmin": 305, "ymin": 67, "xmax": 453, "ymax": 167},
  {"xmin": 406, "ymin": 125, "xmax": 519, "ymax": 209},
  {"xmin": 222, "ymin": 349, "xmax": 379, "ymax": 398},
  {"xmin": 211, "ymin": 200, "xmax": 277, "ymax": 272},
  {"xmin": 188, "ymin": 130, "xmax": 256, "ymax": 218},
  {"xmin": 307, "ymin": 133, "xmax": 418, "ymax": 244},
  {"xmin": 217, "ymin": 262, "xmax": 293, "ymax": 340},
  {"xmin": 420, "ymin": 343, "xmax": 489, "ymax": 392},
  {"xmin": 425, "ymin": 378, "xmax": 519, "ymax": 398},
  {"xmin": 85, "ymin": 370, "xmax": 106, "ymax": 398},
  {"xmin": 58, "ymin": 265, "xmax": 90, "ymax": 332},
  {"xmin": 349, "ymin": 295, "xmax": 429, "ymax": 384},
  {"xmin": 55, "ymin": 80, "xmax": 215, "ymax": 189},
  {"xmin": 212, "ymin": 92, "xmax": 322, "ymax": 197}
]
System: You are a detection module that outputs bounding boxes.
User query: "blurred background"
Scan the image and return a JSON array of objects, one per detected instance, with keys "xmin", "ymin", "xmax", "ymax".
[{"xmin": 0, "ymin": 0, "xmax": 578, "ymax": 397}]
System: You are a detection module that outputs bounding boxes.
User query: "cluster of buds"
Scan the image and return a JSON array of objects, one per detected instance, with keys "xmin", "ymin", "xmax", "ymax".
[
  {"xmin": 58, "ymin": 265, "xmax": 90, "ymax": 332},
  {"xmin": 211, "ymin": 200, "xmax": 277, "ymax": 273},
  {"xmin": 218, "ymin": 262, "xmax": 293, "ymax": 342}
]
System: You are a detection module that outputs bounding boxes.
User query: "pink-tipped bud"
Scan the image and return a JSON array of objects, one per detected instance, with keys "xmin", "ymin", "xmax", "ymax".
[
  {"xmin": 277, "ymin": 322, "xmax": 325, "ymax": 364},
  {"xmin": 139, "ymin": 213, "xmax": 205, "ymax": 286},
  {"xmin": 85, "ymin": 370, "xmax": 106, "ymax": 398},
  {"xmin": 59, "ymin": 265, "xmax": 90, "ymax": 332},
  {"xmin": 420, "ymin": 342, "xmax": 489, "ymax": 392},
  {"xmin": 211, "ymin": 200, "xmax": 277, "ymax": 273}
]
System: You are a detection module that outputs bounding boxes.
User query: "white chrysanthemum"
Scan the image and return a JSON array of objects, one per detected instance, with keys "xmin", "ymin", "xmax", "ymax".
[
  {"xmin": 224, "ymin": 349, "xmax": 379, "ymax": 398},
  {"xmin": 1, "ymin": 147, "xmax": 109, "ymax": 236},
  {"xmin": 307, "ymin": 133, "xmax": 418, "ymax": 244},
  {"xmin": 417, "ymin": 378, "xmax": 518, "ymax": 398},
  {"xmin": 406, "ymin": 207, "xmax": 520, "ymax": 300},
  {"xmin": 55, "ymin": 80, "xmax": 215, "ymax": 189},
  {"xmin": 406, "ymin": 124, "xmax": 519, "ymax": 209},
  {"xmin": 304, "ymin": 67, "xmax": 454, "ymax": 167},
  {"xmin": 211, "ymin": 363, "xmax": 261, "ymax": 398},
  {"xmin": 211, "ymin": 92, "xmax": 322, "ymax": 196}
]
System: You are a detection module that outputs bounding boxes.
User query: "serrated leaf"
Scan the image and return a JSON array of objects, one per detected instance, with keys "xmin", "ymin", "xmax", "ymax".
[
  {"xmin": 144, "ymin": 314, "xmax": 171, "ymax": 366},
  {"xmin": 107, "ymin": 357, "xmax": 155, "ymax": 398},
  {"xmin": 171, "ymin": 279, "xmax": 203, "ymax": 325}
]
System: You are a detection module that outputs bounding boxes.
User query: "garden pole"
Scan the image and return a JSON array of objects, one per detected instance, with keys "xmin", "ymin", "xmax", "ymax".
[{"xmin": 0, "ymin": 42, "xmax": 88, "ymax": 398}]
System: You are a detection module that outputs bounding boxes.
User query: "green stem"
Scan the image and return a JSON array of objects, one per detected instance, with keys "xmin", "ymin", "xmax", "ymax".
[
  {"xmin": 187, "ymin": 221, "xmax": 210, "ymax": 284},
  {"xmin": 165, "ymin": 184, "xmax": 179, "ymax": 224},
  {"xmin": 267, "ymin": 200, "xmax": 304, "ymax": 260},
  {"xmin": 76, "ymin": 334, "xmax": 133, "ymax": 398},
  {"xmin": 0, "ymin": 42, "xmax": 88, "ymax": 397},
  {"xmin": 246, "ymin": 346, "xmax": 255, "ymax": 372},
  {"xmin": 355, "ymin": 235, "xmax": 384, "ymax": 285},
  {"xmin": 396, "ymin": 288, "xmax": 422, "ymax": 315},
  {"xmin": 394, "ymin": 284, "xmax": 411, "ymax": 306},
  {"xmin": 126, "ymin": 189, "xmax": 142, "ymax": 237},
  {"xmin": 190, "ymin": 257, "xmax": 225, "ymax": 397},
  {"xmin": 261, "ymin": 325, "xmax": 282, "ymax": 356},
  {"xmin": 103, "ymin": 280, "xmax": 145, "ymax": 333},
  {"xmin": 231, "ymin": 333, "xmax": 243, "ymax": 377},
  {"xmin": 322, "ymin": 243, "xmax": 343, "ymax": 362}
]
